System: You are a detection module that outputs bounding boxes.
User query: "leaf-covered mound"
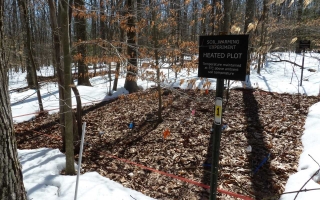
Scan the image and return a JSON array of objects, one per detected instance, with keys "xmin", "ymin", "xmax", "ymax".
[{"xmin": 15, "ymin": 89, "xmax": 319, "ymax": 199}]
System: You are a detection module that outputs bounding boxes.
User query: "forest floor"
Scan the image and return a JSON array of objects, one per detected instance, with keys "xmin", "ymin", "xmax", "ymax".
[{"xmin": 15, "ymin": 88, "xmax": 319, "ymax": 200}]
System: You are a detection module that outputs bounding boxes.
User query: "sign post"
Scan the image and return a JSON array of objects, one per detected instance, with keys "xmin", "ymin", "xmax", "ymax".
[
  {"xmin": 299, "ymin": 40, "xmax": 311, "ymax": 86},
  {"xmin": 210, "ymin": 79, "xmax": 224, "ymax": 200},
  {"xmin": 198, "ymin": 35, "xmax": 248, "ymax": 200}
]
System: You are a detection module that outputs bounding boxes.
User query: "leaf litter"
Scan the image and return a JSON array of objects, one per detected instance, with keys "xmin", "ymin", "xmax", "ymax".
[{"xmin": 15, "ymin": 88, "xmax": 319, "ymax": 199}]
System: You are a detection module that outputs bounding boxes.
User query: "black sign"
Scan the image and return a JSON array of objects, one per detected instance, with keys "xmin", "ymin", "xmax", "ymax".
[
  {"xmin": 299, "ymin": 40, "xmax": 311, "ymax": 49},
  {"xmin": 198, "ymin": 35, "xmax": 249, "ymax": 81}
]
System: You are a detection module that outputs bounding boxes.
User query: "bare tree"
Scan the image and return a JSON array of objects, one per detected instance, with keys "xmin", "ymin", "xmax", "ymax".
[
  {"xmin": 48, "ymin": 0, "xmax": 66, "ymax": 151},
  {"xmin": 17, "ymin": 0, "xmax": 44, "ymax": 112},
  {"xmin": 0, "ymin": 0, "xmax": 27, "ymax": 198},
  {"xmin": 60, "ymin": 0, "xmax": 75, "ymax": 175}
]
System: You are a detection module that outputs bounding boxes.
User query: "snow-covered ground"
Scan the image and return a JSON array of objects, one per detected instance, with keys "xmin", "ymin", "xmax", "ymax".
[
  {"xmin": 8, "ymin": 52, "xmax": 320, "ymax": 199},
  {"xmin": 280, "ymin": 102, "xmax": 320, "ymax": 200},
  {"xmin": 19, "ymin": 148, "xmax": 154, "ymax": 200}
]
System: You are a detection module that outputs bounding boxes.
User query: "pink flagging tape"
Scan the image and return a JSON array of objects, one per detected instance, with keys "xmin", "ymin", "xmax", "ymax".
[
  {"xmin": 18, "ymin": 129, "xmax": 252, "ymax": 199},
  {"xmin": 12, "ymin": 98, "xmax": 115, "ymax": 119},
  {"xmin": 103, "ymin": 152, "xmax": 253, "ymax": 200}
]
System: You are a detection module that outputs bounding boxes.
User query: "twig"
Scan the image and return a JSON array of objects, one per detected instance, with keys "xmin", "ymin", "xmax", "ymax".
[
  {"xmin": 230, "ymin": 174, "xmax": 255, "ymax": 198},
  {"xmin": 293, "ymin": 154, "xmax": 320, "ymax": 199},
  {"xmin": 268, "ymin": 54, "xmax": 302, "ymax": 68},
  {"xmin": 308, "ymin": 154, "xmax": 320, "ymax": 168},
  {"xmin": 282, "ymin": 188, "xmax": 320, "ymax": 195},
  {"xmin": 130, "ymin": 195, "xmax": 137, "ymax": 200}
]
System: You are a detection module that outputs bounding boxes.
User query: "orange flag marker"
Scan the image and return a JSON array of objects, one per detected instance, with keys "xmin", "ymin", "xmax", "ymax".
[{"xmin": 163, "ymin": 128, "xmax": 170, "ymax": 139}]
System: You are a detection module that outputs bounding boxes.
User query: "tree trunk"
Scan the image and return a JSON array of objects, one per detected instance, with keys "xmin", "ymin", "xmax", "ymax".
[
  {"xmin": 60, "ymin": 0, "xmax": 75, "ymax": 175},
  {"xmin": 75, "ymin": 0, "xmax": 91, "ymax": 86},
  {"xmin": 113, "ymin": 23, "xmax": 124, "ymax": 91},
  {"xmin": 113, "ymin": 62, "xmax": 120, "ymax": 91},
  {"xmin": 108, "ymin": 63, "xmax": 112, "ymax": 95},
  {"xmin": 124, "ymin": 0, "xmax": 139, "ymax": 93},
  {"xmin": 222, "ymin": 0, "xmax": 231, "ymax": 33},
  {"xmin": 257, "ymin": 0, "xmax": 269, "ymax": 74},
  {"xmin": 295, "ymin": 0, "xmax": 303, "ymax": 53},
  {"xmin": 48, "ymin": 0, "xmax": 66, "ymax": 152},
  {"xmin": 17, "ymin": 0, "xmax": 44, "ymax": 112},
  {"xmin": 71, "ymin": 85, "xmax": 82, "ymax": 154},
  {"xmin": 151, "ymin": 0, "xmax": 163, "ymax": 123},
  {"xmin": 0, "ymin": 0, "xmax": 27, "ymax": 197},
  {"xmin": 201, "ymin": 0, "xmax": 208, "ymax": 35},
  {"xmin": 211, "ymin": 0, "xmax": 216, "ymax": 35},
  {"xmin": 244, "ymin": 0, "xmax": 255, "ymax": 33},
  {"xmin": 91, "ymin": 0, "xmax": 97, "ymax": 77},
  {"xmin": 244, "ymin": 0, "xmax": 255, "ymax": 76}
]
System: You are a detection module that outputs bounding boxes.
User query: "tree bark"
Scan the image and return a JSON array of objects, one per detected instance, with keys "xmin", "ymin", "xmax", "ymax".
[
  {"xmin": 17, "ymin": 0, "xmax": 44, "ymax": 112},
  {"xmin": 124, "ymin": 0, "xmax": 139, "ymax": 93},
  {"xmin": 48, "ymin": 0, "xmax": 66, "ymax": 152},
  {"xmin": 151, "ymin": 0, "xmax": 163, "ymax": 123},
  {"xmin": 211, "ymin": 0, "xmax": 216, "ymax": 35},
  {"xmin": 222, "ymin": 0, "xmax": 231, "ymax": 33},
  {"xmin": 244, "ymin": 0, "xmax": 255, "ymax": 76},
  {"xmin": 0, "ymin": 0, "xmax": 27, "ymax": 197},
  {"xmin": 71, "ymin": 85, "xmax": 82, "ymax": 154},
  {"xmin": 257, "ymin": 0, "xmax": 269, "ymax": 74},
  {"xmin": 244, "ymin": 0, "xmax": 255, "ymax": 33},
  {"xmin": 91, "ymin": 0, "xmax": 97, "ymax": 77},
  {"xmin": 60, "ymin": 0, "xmax": 75, "ymax": 175},
  {"xmin": 295, "ymin": 0, "xmax": 303, "ymax": 53},
  {"xmin": 75, "ymin": 0, "xmax": 91, "ymax": 86},
  {"xmin": 113, "ymin": 23, "xmax": 124, "ymax": 91}
]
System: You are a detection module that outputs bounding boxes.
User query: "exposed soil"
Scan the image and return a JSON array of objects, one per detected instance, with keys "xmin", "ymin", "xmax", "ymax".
[{"xmin": 15, "ymin": 88, "xmax": 319, "ymax": 200}]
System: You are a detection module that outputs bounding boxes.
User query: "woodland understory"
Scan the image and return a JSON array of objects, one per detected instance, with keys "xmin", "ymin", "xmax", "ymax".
[{"xmin": 14, "ymin": 85, "xmax": 320, "ymax": 200}]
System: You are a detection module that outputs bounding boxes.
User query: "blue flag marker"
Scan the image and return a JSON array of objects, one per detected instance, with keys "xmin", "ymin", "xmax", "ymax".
[
  {"xmin": 222, "ymin": 124, "xmax": 228, "ymax": 131},
  {"xmin": 210, "ymin": 124, "xmax": 228, "ymax": 134},
  {"xmin": 203, "ymin": 163, "xmax": 211, "ymax": 167},
  {"xmin": 129, "ymin": 122, "xmax": 134, "ymax": 129},
  {"xmin": 253, "ymin": 153, "xmax": 271, "ymax": 174}
]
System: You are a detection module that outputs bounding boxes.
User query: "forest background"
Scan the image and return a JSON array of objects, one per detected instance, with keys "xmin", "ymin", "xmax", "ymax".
[{"xmin": 1, "ymin": 0, "xmax": 320, "ymax": 199}]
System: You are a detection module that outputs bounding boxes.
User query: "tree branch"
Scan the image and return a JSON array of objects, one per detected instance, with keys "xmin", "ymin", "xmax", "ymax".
[{"xmin": 293, "ymin": 154, "xmax": 320, "ymax": 199}]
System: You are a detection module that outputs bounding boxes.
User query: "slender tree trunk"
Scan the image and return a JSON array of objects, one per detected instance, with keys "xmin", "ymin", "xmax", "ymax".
[
  {"xmin": 17, "ymin": 0, "xmax": 44, "ymax": 111},
  {"xmin": 244, "ymin": 0, "xmax": 255, "ymax": 76},
  {"xmin": 201, "ymin": 0, "xmax": 208, "ymax": 35},
  {"xmin": 71, "ymin": 85, "xmax": 82, "ymax": 154},
  {"xmin": 295, "ymin": 0, "xmax": 303, "ymax": 53},
  {"xmin": 183, "ymin": 0, "xmax": 189, "ymax": 41},
  {"xmin": 91, "ymin": 0, "xmax": 97, "ymax": 77},
  {"xmin": 211, "ymin": 0, "xmax": 216, "ymax": 34},
  {"xmin": 191, "ymin": 0, "xmax": 197, "ymax": 42},
  {"xmin": 0, "ymin": 0, "xmax": 27, "ymax": 197},
  {"xmin": 48, "ymin": 0, "xmax": 65, "ymax": 151},
  {"xmin": 151, "ymin": 1, "xmax": 163, "ymax": 123},
  {"xmin": 113, "ymin": 24, "xmax": 124, "ymax": 91},
  {"xmin": 60, "ymin": 0, "xmax": 75, "ymax": 175},
  {"xmin": 257, "ymin": 0, "xmax": 268, "ymax": 74},
  {"xmin": 222, "ymin": 0, "xmax": 231, "ymax": 33}
]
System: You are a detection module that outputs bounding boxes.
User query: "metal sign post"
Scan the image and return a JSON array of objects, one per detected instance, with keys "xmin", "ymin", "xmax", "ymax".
[
  {"xmin": 299, "ymin": 40, "xmax": 311, "ymax": 86},
  {"xmin": 209, "ymin": 79, "xmax": 224, "ymax": 200},
  {"xmin": 300, "ymin": 49, "xmax": 305, "ymax": 86},
  {"xmin": 198, "ymin": 35, "xmax": 249, "ymax": 200}
]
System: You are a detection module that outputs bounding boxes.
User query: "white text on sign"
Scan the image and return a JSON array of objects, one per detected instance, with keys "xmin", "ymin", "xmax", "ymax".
[{"xmin": 203, "ymin": 53, "xmax": 242, "ymax": 59}]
